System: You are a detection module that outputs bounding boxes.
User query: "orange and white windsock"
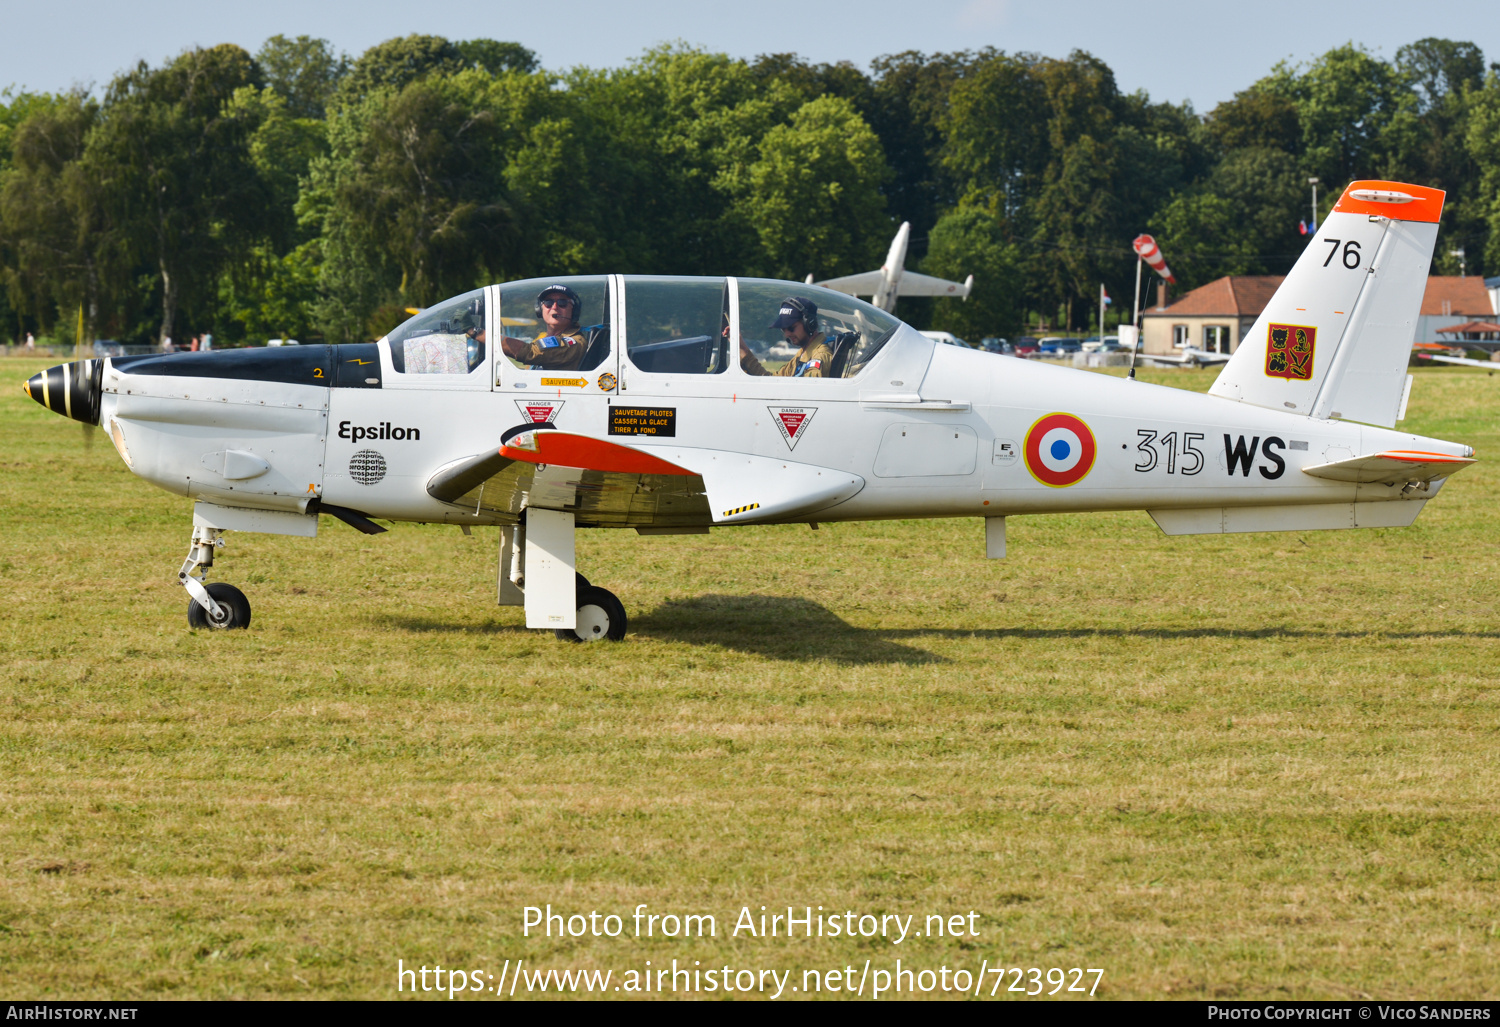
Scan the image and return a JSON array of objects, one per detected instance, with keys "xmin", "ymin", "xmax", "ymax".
[{"xmin": 1132, "ymin": 234, "xmax": 1175, "ymax": 284}]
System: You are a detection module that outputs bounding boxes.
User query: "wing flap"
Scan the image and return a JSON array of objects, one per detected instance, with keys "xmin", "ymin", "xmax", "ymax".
[{"xmin": 1301, "ymin": 449, "xmax": 1476, "ymax": 484}]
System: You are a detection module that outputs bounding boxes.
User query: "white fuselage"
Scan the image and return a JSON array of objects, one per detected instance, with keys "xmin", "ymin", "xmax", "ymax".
[{"xmin": 98, "ymin": 318, "xmax": 1462, "ymax": 534}]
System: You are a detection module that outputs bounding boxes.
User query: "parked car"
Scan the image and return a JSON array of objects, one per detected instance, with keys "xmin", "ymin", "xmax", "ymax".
[
  {"xmin": 1081, "ymin": 335, "xmax": 1120, "ymax": 352},
  {"xmin": 1014, "ymin": 337, "xmax": 1040, "ymax": 356},
  {"xmin": 1038, "ymin": 337, "xmax": 1084, "ymax": 354},
  {"xmin": 978, "ymin": 337, "xmax": 1013, "ymax": 354},
  {"xmin": 267, "ymin": 338, "xmax": 300, "ymax": 347}
]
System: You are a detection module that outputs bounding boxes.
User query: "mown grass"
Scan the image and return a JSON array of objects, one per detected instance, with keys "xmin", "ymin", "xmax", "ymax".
[{"xmin": 1, "ymin": 357, "xmax": 1498, "ymax": 1000}]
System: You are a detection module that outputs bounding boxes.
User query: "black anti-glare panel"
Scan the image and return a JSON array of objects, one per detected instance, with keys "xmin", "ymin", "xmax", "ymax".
[
  {"xmin": 333, "ymin": 344, "xmax": 382, "ymax": 388},
  {"xmin": 113, "ymin": 346, "xmax": 333, "ymax": 386}
]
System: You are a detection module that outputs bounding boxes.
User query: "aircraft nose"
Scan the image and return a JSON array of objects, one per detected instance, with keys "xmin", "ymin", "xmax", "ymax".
[{"xmin": 24, "ymin": 359, "xmax": 103, "ymax": 425}]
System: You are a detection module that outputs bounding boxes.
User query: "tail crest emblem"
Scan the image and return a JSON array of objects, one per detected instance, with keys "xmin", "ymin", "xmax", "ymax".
[{"xmin": 1265, "ymin": 323, "xmax": 1316, "ymax": 381}]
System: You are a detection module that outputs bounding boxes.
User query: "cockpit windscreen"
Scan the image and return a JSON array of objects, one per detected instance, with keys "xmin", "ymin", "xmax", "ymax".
[
  {"xmin": 386, "ymin": 288, "xmax": 486, "ymax": 374},
  {"xmin": 736, "ymin": 279, "xmax": 902, "ymax": 378}
]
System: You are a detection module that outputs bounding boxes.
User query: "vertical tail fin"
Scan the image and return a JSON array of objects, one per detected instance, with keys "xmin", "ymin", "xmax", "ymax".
[{"xmin": 1209, "ymin": 181, "xmax": 1445, "ymax": 427}]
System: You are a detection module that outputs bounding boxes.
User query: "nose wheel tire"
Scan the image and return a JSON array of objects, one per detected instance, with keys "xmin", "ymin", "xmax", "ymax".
[
  {"xmin": 187, "ymin": 582, "xmax": 252, "ymax": 630},
  {"xmin": 556, "ymin": 585, "xmax": 626, "ymax": 643}
]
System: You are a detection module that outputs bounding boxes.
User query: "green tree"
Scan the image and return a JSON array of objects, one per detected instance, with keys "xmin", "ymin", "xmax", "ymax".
[
  {"xmin": 723, "ymin": 95, "xmax": 891, "ymax": 280},
  {"xmin": 0, "ymin": 94, "xmax": 102, "ymax": 337},
  {"xmin": 1206, "ymin": 89, "xmax": 1302, "ymax": 153},
  {"xmin": 922, "ymin": 207, "xmax": 1024, "ymax": 338},
  {"xmin": 333, "ymin": 35, "xmax": 465, "ymax": 109},
  {"xmin": 868, "ymin": 50, "xmax": 980, "ymax": 255},
  {"xmin": 256, "ymin": 35, "xmax": 348, "ymax": 119},
  {"xmin": 457, "ymin": 40, "xmax": 538, "ymax": 76},
  {"xmin": 1261, "ymin": 45, "xmax": 1414, "ymax": 184},
  {"xmin": 85, "ymin": 44, "xmax": 268, "ymax": 344},
  {"xmin": 942, "ymin": 51, "xmax": 1050, "ymax": 221},
  {"xmin": 1467, "ymin": 71, "xmax": 1500, "ymax": 273},
  {"xmin": 308, "ymin": 72, "xmax": 517, "ymax": 338},
  {"xmin": 1396, "ymin": 38, "xmax": 1485, "ymax": 112}
]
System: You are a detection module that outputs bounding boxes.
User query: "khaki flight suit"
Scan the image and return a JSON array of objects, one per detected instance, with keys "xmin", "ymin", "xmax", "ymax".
[
  {"xmin": 741, "ymin": 332, "xmax": 834, "ymax": 378},
  {"xmin": 513, "ymin": 326, "xmax": 589, "ymax": 370}
]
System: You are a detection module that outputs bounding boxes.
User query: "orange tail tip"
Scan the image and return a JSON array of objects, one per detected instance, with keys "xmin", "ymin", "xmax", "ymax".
[{"xmin": 1332, "ymin": 180, "xmax": 1445, "ymax": 223}]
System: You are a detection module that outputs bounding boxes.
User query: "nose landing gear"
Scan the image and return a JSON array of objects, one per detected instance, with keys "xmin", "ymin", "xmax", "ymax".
[
  {"xmin": 187, "ymin": 582, "xmax": 253, "ymax": 630},
  {"xmin": 179, "ymin": 524, "xmax": 252, "ymax": 629}
]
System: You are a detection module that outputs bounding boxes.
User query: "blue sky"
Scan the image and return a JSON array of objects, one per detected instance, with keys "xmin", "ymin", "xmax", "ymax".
[{"xmin": 4, "ymin": 0, "xmax": 1495, "ymax": 110}]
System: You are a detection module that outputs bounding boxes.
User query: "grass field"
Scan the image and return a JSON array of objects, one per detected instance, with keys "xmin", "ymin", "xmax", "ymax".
[{"xmin": 2, "ymin": 355, "xmax": 1498, "ymax": 1001}]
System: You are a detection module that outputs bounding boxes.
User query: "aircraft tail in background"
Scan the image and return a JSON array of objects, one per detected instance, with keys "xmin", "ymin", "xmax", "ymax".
[{"xmin": 1209, "ymin": 180, "xmax": 1445, "ymax": 428}]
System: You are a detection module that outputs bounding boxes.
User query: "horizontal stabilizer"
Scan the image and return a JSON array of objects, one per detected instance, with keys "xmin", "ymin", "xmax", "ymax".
[{"xmin": 1301, "ymin": 449, "xmax": 1475, "ymax": 484}]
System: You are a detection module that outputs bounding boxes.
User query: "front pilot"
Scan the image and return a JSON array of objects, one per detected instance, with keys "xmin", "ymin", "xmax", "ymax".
[{"xmin": 502, "ymin": 284, "xmax": 589, "ymax": 370}]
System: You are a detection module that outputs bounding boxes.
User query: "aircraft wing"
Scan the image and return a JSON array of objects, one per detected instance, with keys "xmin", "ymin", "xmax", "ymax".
[
  {"xmin": 1301, "ymin": 449, "xmax": 1476, "ymax": 485},
  {"xmin": 813, "ymin": 271, "xmax": 886, "ymax": 295},
  {"xmin": 1417, "ymin": 353, "xmax": 1496, "ymax": 370},
  {"xmin": 426, "ymin": 428, "xmax": 863, "ymax": 528},
  {"xmin": 887, "ymin": 271, "xmax": 972, "ymax": 298}
]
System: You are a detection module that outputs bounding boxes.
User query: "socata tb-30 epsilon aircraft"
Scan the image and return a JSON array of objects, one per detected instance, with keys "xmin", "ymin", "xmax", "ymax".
[{"xmin": 24, "ymin": 180, "xmax": 1477, "ymax": 641}]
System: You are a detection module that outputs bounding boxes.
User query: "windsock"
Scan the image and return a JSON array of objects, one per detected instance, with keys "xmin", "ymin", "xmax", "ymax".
[{"xmin": 1132, "ymin": 234, "xmax": 1176, "ymax": 284}]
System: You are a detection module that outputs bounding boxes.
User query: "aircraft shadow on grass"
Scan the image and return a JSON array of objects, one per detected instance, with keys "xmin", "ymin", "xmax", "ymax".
[
  {"xmin": 382, "ymin": 596, "xmax": 1500, "ymax": 664},
  {"xmin": 380, "ymin": 595, "xmax": 943, "ymax": 665},
  {"xmin": 632, "ymin": 595, "xmax": 943, "ymax": 665}
]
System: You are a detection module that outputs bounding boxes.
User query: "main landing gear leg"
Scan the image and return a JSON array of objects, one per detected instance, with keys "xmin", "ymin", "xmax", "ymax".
[
  {"xmin": 179, "ymin": 524, "xmax": 251, "ymax": 630},
  {"xmin": 503, "ymin": 513, "xmax": 626, "ymax": 642}
]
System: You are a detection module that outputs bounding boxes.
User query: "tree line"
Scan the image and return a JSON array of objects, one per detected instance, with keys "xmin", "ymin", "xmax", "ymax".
[{"xmin": 1, "ymin": 33, "xmax": 1496, "ymax": 346}]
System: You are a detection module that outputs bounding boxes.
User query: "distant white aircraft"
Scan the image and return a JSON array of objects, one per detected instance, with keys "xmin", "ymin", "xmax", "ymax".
[
  {"xmin": 1415, "ymin": 352, "xmax": 1497, "ymax": 370},
  {"xmin": 1138, "ymin": 346, "xmax": 1233, "ymax": 368},
  {"xmin": 808, "ymin": 222, "xmax": 973, "ymax": 312}
]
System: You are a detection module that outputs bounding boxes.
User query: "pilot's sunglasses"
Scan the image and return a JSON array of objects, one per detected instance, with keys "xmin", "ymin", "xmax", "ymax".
[{"xmin": 541, "ymin": 297, "xmax": 570, "ymax": 307}]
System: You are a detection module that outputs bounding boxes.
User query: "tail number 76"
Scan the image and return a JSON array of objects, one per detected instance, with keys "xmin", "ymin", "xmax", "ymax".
[
  {"xmin": 1322, "ymin": 238, "xmax": 1362, "ymax": 269},
  {"xmin": 1135, "ymin": 430, "xmax": 1205, "ymax": 474}
]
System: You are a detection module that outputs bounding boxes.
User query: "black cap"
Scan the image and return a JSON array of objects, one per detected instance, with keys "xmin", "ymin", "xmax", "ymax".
[
  {"xmin": 535, "ymin": 284, "xmax": 582, "ymax": 319},
  {"xmin": 770, "ymin": 296, "xmax": 816, "ymax": 330}
]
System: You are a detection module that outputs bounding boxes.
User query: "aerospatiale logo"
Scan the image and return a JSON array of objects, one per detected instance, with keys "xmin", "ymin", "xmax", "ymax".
[
  {"xmin": 515, "ymin": 400, "xmax": 564, "ymax": 424},
  {"xmin": 768, "ymin": 406, "xmax": 817, "ymax": 451}
]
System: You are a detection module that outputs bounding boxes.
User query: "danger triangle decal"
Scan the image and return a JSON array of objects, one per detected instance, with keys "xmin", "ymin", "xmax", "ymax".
[
  {"xmin": 769, "ymin": 406, "xmax": 817, "ymax": 450},
  {"xmin": 515, "ymin": 400, "xmax": 564, "ymax": 424}
]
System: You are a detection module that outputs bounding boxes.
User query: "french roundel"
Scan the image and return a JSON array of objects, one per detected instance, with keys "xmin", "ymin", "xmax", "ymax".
[{"xmin": 1024, "ymin": 412, "xmax": 1097, "ymax": 488}]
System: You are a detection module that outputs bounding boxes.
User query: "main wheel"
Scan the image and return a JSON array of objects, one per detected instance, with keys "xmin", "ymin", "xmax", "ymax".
[
  {"xmin": 187, "ymin": 582, "xmax": 252, "ymax": 630},
  {"xmin": 556, "ymin": 585, "xmax": 626, "ymax": 642}
]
